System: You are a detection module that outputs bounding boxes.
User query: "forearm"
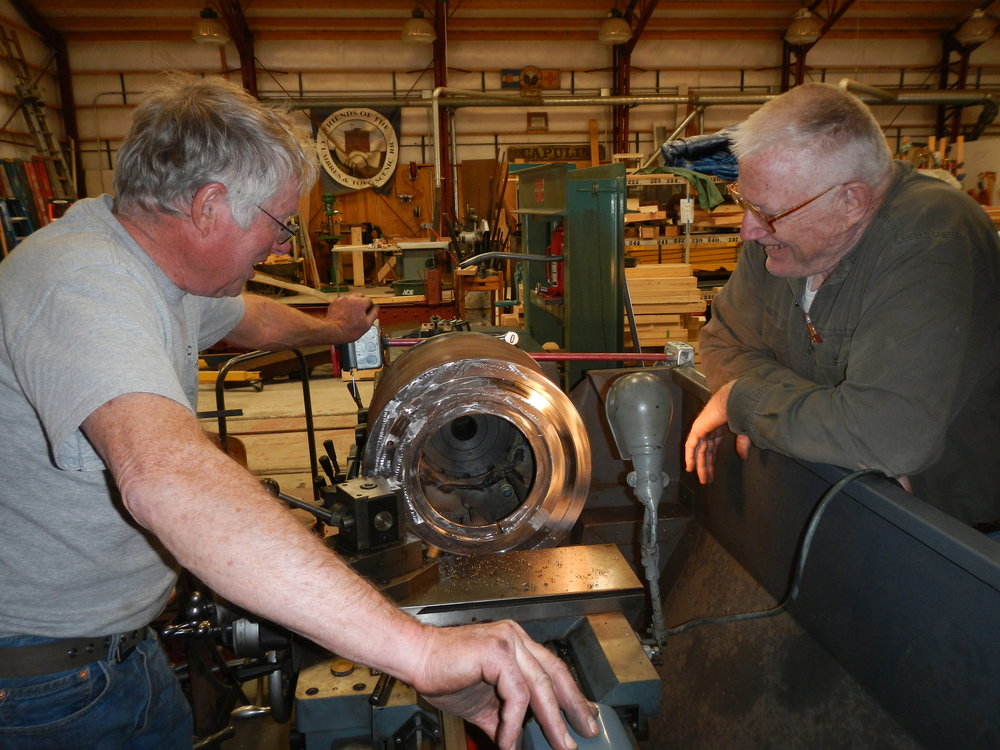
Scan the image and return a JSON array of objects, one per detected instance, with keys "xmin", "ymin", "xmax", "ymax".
[
  {"xmin": 719, "ymin": 298, "xmax": 969, "ymax": 477},
  {"xmin": 86, "ymin": 395, "xmax": 429, "ymax": 683},
  {"xmin": 225, "ymin": 293, "xmax": 374, "ymax": 350},
  {"xmin": 146, "ymin": 447, "xmax": 427, "ymax": 676},
  {"xmin": 725, "ymin": 354, "xmax": 953, "ymax": 477},
  {"xmin": 702, "ymin": 243, "xmax": 970, "ymax": 477},
  {"xmin": 85, "ymin": 393, "xmax": 599, "ymax": 750}
]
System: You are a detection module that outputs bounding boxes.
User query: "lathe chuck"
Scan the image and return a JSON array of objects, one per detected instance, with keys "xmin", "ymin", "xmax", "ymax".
[{"xmin": 363, "ymin": 332, "xmax": 590, "ymax": 554}]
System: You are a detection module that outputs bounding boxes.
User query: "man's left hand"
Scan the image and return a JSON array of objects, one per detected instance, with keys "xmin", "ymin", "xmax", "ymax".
[{"xmin": 327, "ymin": 295, "xmax": 379, "ymax": 342}]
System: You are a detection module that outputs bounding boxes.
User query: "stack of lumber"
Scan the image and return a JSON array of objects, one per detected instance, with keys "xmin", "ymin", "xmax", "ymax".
[
  {"xmin": 692, "ymin": 204, "xmax": 744, "ymax": 229},
  {"xmin": 625, "ymin": 238, "xmax": 741, "ymax": 272},
  {"xmin": 624, "ymin": 197, "xmax": 680, "ymax": 240},
  {"xmin": 624, "ymin": 264, "xmax": 706, "ymax": 355}
]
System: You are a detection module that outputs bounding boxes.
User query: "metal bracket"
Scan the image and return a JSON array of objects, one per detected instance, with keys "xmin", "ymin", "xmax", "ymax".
[{"xmin": 663, "ymin": 341, "xmax": 695, "ymax": 367}]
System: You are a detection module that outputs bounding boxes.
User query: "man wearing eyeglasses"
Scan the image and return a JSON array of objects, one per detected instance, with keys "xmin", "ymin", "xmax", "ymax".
[
  {"xmin": 685, "ymin": 83, "xmax": 1000, "ymax": 530},
  {"xmin": 0, "ymin": 75, "xmax": 597, "ymax": 750}
]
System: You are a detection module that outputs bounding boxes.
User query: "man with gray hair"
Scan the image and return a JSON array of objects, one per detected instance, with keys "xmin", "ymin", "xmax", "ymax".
[
  {"xmin": 0, "ymin": 75, "xmax": 597, "ymax": 750},
  {"xmin": 685, "ymin": 82, "xmax": 1000, "ymax": 529}
]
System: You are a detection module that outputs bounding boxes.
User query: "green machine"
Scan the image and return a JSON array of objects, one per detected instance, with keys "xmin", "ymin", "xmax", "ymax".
[{"xmin": 514, "ymin": 162, "xmax": 626, "ymax": 390}]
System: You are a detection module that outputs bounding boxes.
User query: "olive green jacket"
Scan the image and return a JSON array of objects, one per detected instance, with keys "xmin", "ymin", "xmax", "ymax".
[{"xmin": 702, "ymin": 161, "xmax": 1000, "ymax": 525}]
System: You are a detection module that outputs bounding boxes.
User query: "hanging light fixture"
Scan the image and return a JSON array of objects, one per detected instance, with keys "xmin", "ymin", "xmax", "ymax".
[
  {"xmin": 784, "ymin": 7, "xmax": 823, "ymax": 46},
  {"xmin": 401, "ymin": 7, "xmax": 437, "ymax": 44},
  {"xmin": 191, "ymin": 6, "xmax": 230, "ymax": 46},
  {"xmin": 598, "ymin": 8, "xmax": 632, "ymax": 45},
  {"xmin": 954, "ymin": 8, "xmax": 996, "ymax": 46}
]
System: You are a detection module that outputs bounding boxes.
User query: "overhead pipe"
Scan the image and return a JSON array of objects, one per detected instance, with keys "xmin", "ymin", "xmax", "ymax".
[
  {"xmin": 838, "ymin": 79, "xmax": 899, "ymax": 102},
  {"xmin": 274, "ymin": 89, "xmax": 996, "ymax": 111},
  {"xmin": 430, "ymin": 88, "xmax": 541, "ymax": 189}
]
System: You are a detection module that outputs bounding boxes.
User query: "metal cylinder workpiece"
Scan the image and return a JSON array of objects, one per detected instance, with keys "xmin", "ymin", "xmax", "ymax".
[{"xmin": 363, "ymin": 332, "xmax": 591, "ymax": 555}]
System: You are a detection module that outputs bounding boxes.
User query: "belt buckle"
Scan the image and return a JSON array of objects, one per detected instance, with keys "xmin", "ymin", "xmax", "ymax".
[{"xmin": 106, "ymin": 629, "xmax": 142, "ymax": 664}]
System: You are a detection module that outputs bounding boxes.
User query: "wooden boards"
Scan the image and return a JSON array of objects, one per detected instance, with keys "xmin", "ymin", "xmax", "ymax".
[{"xmin": 624, "ymin": 263, "xmax": 706, "ymax": 354}]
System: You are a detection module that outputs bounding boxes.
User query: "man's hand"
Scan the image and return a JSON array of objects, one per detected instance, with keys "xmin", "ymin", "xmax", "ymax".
[
  {"xmin": 410, "ymin": 620, "xmax": 599, "ymax": 750},
  {"xmin": 684, "ymin": 380, "xmax": 751, "ymax": 483},
  {"xmin": 327, "ymin": 295, "xmax": 379, "ymax": 342}
]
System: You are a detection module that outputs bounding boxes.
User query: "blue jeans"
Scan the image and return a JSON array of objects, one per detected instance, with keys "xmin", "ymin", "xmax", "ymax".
[{"xmin": 0, "ymin": 632, "xmax": 193, "ymax": 749}]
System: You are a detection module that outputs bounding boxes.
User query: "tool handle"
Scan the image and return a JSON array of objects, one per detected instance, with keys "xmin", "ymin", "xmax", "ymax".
[
  {"xmin": 318, "ymin": 455, "xmax": 335, "ymax": 483},
  {"xmin": 322, "ymin": 439, "xmax": 341, "ymax": 474},
  {"xmin": 369, "ymin": 672, "xmax": 395, "ymax": 706}
]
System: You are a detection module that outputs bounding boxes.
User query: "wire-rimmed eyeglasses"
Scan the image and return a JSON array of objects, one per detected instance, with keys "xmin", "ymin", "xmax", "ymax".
[
  {"xmin": 257, "ymin": 205, "xmax": 299, "ymax": 245},
  {"xmin": 727, "ymin": 181, "xmax": 841, "ymax": 233}
]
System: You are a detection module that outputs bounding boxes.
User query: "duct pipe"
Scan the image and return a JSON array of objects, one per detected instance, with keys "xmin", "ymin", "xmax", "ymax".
[
  {"xmin": 431, "ymin": 87, "xmax": 541, "ymax": 189},
  {"xmin": 838, "ymin": 78, "xmax": 898, "ymax": 102},
  {"xmin": 429, "ymin": 87, "xmax": 543, "ymax": 227},
  {"xmin": 271, "ymin": 90, "xmax": 996, "ymax": 112}
]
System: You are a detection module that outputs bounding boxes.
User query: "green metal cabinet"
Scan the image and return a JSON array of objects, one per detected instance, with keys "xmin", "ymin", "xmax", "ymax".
[{"xmin": 515, "ymin": 162, "xmax": 626, "ymax": 390}]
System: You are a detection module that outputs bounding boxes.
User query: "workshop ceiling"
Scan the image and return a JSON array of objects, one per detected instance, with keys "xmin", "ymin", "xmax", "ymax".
[{"xmin": 13, "ymin": 0, "xmax": 998, "ymax": 45}]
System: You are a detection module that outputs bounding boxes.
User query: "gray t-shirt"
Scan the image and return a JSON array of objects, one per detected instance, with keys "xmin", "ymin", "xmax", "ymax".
[{"xmin": 0, "ymin": 195, "xmax": 243, "ymax": 637}]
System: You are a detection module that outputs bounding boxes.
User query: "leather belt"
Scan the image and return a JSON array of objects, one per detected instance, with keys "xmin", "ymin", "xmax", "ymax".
[{"xmin": 0, "ymin": 628, "xmax": 148, "ymax": 679}]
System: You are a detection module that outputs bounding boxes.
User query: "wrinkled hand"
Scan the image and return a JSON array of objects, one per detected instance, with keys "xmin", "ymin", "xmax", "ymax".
[
  {"xmin": 410, "ymin": 620, "xmax": 599, "ymax": 750},
  {"xmin": 684, "ymin": 380, "xmax": 750, "ymax": 484},
  {"xmin": 326, "ymin": 295, "xmax": 379, "ymax": 343}
]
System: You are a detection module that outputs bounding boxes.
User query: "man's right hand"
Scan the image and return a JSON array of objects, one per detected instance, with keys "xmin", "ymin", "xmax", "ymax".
[
  {"xmin": 409, "ymin": 620, "xmax": 600, "ymax": 750},
  {"xmin": 684, "ymin": 380, "xmax": 751, "ymax": 483}
]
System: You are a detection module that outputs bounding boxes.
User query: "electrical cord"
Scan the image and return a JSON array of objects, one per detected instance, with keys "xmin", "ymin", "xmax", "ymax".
[{"xmin": 665, "ymin": 468, "xmax": 885, "ymax": 638}]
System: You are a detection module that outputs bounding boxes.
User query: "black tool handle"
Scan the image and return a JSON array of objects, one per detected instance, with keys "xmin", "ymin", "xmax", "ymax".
[
  {"xmin": 322, "ymin": 439, "xmax": 341, "ymax": 474},
  {"xmin": 318, "ymin": 455, "xmax": 335, "ymax": 483},
  {"xmin": 369, "ymin": 672, "xmax": 396, "ymax": 706}
]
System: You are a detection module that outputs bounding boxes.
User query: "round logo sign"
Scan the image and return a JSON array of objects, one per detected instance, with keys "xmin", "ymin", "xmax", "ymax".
[{"xmin": 316, "ymin": 108, "xmax": 399, "ymax": 190}]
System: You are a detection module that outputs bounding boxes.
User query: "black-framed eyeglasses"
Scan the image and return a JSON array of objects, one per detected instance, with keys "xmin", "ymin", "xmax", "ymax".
[
  {"xmin": 257, "ymin": 205, "xmax": 299, "ymax": 245},
  {"xmin": 727, "ymin": 181, "xmax": 840, "ymax": 233}
]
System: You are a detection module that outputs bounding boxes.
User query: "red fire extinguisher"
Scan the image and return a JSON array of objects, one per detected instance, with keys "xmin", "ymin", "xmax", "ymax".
[{"xmin": 541, "ymin": 222, "xmax": 565, "ymax": 299}]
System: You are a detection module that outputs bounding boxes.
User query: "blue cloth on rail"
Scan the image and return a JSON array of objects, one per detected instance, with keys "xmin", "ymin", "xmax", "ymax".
[{"xmin": 659, "ymin": 127, "xmax": 739, "ymax": 182}]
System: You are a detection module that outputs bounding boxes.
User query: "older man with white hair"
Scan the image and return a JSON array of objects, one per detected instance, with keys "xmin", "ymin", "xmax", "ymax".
[{"xmin": 685, "ymin": 82, "xmax": 1000, "ymax": 530}]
